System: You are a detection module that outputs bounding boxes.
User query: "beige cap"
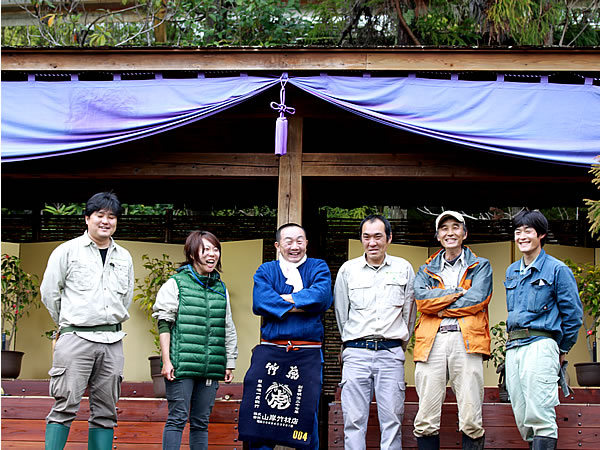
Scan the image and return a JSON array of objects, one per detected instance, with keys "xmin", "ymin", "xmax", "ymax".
[{"xmin": 435, "ymin": 211, "xmax": 465, "ymax": 229}]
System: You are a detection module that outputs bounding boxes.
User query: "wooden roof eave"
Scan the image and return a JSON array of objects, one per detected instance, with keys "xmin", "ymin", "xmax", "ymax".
[{"xmin": 2, "ymin": 47, "xmax": 600, "ymax": 72}]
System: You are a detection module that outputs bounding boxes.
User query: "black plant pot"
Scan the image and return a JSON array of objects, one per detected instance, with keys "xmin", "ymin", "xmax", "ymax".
[
  {"xmin": 1, "ymin": 350, "xmax": 24, "ymax": 379},
  {"xmin": 574, "ymin": 362, "xmax": 600, "ymax": 387},
  {"xmin": 149, "ymin": 355, "xmax": 166, "ymax": 398}
]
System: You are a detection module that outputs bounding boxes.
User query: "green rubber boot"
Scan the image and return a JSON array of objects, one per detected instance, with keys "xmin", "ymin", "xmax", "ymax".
[
  {"xmin": 45, "ymin": 423, "xmax": 70, "ymax": 450},
  {"xmin": 88, "ymin": 427, "xmax": 114, "ymax": 450}
]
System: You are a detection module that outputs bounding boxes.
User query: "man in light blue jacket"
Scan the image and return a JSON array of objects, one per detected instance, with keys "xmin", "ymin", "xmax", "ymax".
[{"xmin": 504, "ymin": 210, "xmax": 582, "ymax": 450}]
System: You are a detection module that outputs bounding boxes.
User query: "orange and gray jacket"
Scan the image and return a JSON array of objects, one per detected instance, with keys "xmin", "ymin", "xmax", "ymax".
[{"xmin": 413, "ymin": 246, "xmax": 492, "ymax": 362}]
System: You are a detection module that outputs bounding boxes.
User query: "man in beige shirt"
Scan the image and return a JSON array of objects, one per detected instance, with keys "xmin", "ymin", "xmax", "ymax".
[
  {"xmin": 335, "ymin": 214, "xmax": 416, "ymax": 450},
  {"xmin": 41, "ymin": 192, "xmax": 134, "ymax": 450}
]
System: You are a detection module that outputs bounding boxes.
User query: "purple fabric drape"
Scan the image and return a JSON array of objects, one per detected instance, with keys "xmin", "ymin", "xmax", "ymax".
[
  {"xmin": 2, "ymin": 74, "xmax": 599, "ymax": 165},
  {"xmin": 1, "ymin": 75, "xmax": 280, "ymax": 161},
  {"xmin": 288, "ymin": 75, "xmax": 600, "ymax": 166}
]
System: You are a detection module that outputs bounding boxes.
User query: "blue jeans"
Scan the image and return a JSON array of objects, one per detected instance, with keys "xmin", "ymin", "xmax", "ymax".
[{"xmin": 163, "ymin": 377, "xmax": 218, "ymax": 450}]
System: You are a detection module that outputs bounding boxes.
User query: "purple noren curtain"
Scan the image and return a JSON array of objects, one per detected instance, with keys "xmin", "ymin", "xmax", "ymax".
[
  {"xmin": 2, "ymin": 74, "xmax": 599, "ymax": 166},
  {"xmin": 289, "ymin": 75, "xmax": 600, "ymax": 167},
  {"xmin": 1, "ymin": 75, "xmax": 280, "ymax": 161}
]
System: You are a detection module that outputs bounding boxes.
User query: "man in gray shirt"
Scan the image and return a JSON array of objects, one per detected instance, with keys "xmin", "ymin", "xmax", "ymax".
[
  {"xmin": 41, "ymin": 192, "xmax": 134, "ymax": 450},
  {"xmin": 335, "ymin": 214, "xmax": 416, "ymax": 450}
]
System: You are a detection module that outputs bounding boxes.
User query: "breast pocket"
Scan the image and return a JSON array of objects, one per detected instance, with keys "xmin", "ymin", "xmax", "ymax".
[
  {"xmin": 503, "ymin": 277, "xmax": 518, "ymax": 312},
  {"xmin": 67, "ymin": 262, "xmax": 95, "ymax": 291},
  {"xmin": 110, "ymin": 261, "xmax": 130, "ymax": 294},
  {"xmin": 527, "ymin": 278, "xmax": 554, "ymax": 313},
  {"xmin": 384, "ymin": 275, "xmax": 408, "ymax": 307},
  {"xmin": 348, "ymin": 279, "xmax": 374, "ymax": 310}
]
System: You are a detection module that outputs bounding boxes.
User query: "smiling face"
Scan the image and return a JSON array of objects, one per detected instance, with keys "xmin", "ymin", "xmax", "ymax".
[
  {"xmin": 361, "ymin": 219, "xmax": 391, "ymax": 266},
  {"xmin": 275, "ymin": 226, "xmax": 307, "ymax": 263},
  {"xmin": 85, "ymin": 209, "xmax": 117, "ymax": 248},
  {"xmin": 436, "ymin": 218, "xmax": 467, "ymax": 255},
  {"xmin": 514, "ymin": 225, "xmax": 545, "ymax": 261},
  {"xmin": 194, "ymin": 238, "xmax": 221, "ymax": 275}
]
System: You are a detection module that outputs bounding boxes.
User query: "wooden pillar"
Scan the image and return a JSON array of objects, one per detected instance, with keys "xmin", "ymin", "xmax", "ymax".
[{"xmin": 277, "ymin": 116, "xmax": 303, "ymax": 227}]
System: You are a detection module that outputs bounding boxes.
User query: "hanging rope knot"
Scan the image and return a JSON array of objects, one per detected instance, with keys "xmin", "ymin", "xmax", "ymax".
[
  {"xmin": 270, "ymin": 73, "xmax": 295, "ymax": 118},
  {"xmin": 271, "ymin": 73, "xmax": 295, "ymax": 156},
  {"xmin": 270, "ymin": 101, "xmax": 295, "ymax": 117}
]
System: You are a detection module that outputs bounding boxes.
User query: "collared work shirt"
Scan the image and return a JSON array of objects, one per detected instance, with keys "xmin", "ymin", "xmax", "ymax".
[
  {"xmin": 438, "ymin": 250, "xmax": 467, "ymax": 328},
  {"xmin": 153, "ymin": 277, "xmax": 239, "ymax": 369},
  {"xmin": 41, "ymin": 232, "xmax": 134, "ymax": 344},
  {"xmin": 334, "ymin": 254, "xmax": 416, "ymax": 343}
]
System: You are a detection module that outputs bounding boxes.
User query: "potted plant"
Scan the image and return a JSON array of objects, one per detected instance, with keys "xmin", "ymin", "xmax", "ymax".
[
  {"xmin": 134, "ymin": 253, "xmax": 176, "ymax": 397},
  {"xmin": 565, "ymin": 259, "xmax": 600, "ymax": 386},
  {"xmin": 488, "ymin": 321, "xmax": 509, "ymax": 402},
  {"xmin": 1, "ymin": 254, "xmax": 41, "ymax": 379}
]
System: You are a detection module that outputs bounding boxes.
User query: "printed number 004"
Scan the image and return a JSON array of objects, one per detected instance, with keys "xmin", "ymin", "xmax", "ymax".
[{"xmin": 293, "ymin": 430, "xmax": 308, "ymax": 442}]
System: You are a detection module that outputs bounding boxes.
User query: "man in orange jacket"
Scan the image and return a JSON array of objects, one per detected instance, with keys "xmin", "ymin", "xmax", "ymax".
[{"xmin": 412, "ymin": 211, "xmax": 493, "ymax": 450}]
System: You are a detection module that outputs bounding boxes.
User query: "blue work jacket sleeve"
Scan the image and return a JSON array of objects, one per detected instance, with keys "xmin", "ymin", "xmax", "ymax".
[
  {"xmin": 291, "ymin": 260, "xmax": 333, "ymax": 314},
  {"xmin": 443, "ymin": 260, "xmax": 493, "ymax": 315},
  {"xmin": 252, "ymin": 263, "xmax": 295, "ymax": 319},
  {"xmin": 555, "ymin": 264, "xmax": 584, "ymax": 353}
]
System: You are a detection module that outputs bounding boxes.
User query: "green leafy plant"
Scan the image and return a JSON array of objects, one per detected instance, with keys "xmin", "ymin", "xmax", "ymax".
[
  {"xmin": 414, "ymin": 1, "xmax": 481, "ymax": 46},
  {"xmin": 488, "ymin": 320, "xmax": 508, "ymax": 398},
  {"xmin": 585, "ymin": 159, "xmax": 600, "ymax": 238},
  {"xmin": 2, "ymin": 0, "xmax": 599, "ymax": 47},
  {"xmin": 1, "ymin": 254, "xmax": 41, "ymax": 351},
  {"xmin": 133, "ymin": 254, "xmax": 176, "ymax": 354},
  {"xmin": 489, "ymin": 320, "xmax": 507, "ymax": 370},
  {"xmin": 43, "ymin": 203, "xmax": 85, "ymax": 215},
  {"xmin": 319, "ymin": 205, "xmax": 380, "ymax": 219},
  {"xmin": 487, "ymin": 0, "xmax": 562, "ymax": 46},
  {"xmin": 564, "ymin": 259, "xmax": 600, "ymax": 361}
]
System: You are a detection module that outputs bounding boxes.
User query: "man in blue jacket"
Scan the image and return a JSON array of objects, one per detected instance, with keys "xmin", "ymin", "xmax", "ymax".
[
  {"xmin": 504, "ymin": 210, "xmax": 583, "ymax": 450},
  {"xmin": 239, "ymin": 223, "xmax": 332, "ymax": 449}
]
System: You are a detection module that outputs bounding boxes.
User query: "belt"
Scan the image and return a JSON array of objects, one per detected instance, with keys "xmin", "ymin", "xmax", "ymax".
[
  {"xmin": 61, "ymin": 324, "xmax": 122, "ymax": 333},
  {"xmin": 438, "ymin": 324, "xmax": 460, "ymax": 333},
  {"xmin": 261, "ymin": 339, "xmax": 322, "ymax": 352},
  {"xmin": 343, "ymin": 339, "xmax": 403, "ymax": 351},
  {"xmin": 508, "ymin": 328, "xmax": 553, "ymax": 341}
]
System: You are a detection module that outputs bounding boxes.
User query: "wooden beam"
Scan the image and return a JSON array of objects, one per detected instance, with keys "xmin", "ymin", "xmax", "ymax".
[
  {"xmin": 277, "ymin": 117, "xmax": 303, "ymax": 227},
  {"xmin": 2, "ymin": 48, "xmax": 599, "ymax": 72},
  {"xmin": 1, "ymin": 153, "xmax": 280, "ymax": 179},
  {"xmin": 301, "ymin": 153, "xmax": 589, "ymax": 181},
  {"xmin": 2, "ymin": 152, "xmax": 588, "ymax": 182}
]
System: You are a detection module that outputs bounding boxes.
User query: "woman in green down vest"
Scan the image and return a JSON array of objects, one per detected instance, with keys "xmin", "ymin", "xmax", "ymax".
[{"xmin": 153, "ymin": 230, "xmax": 238, "ymax": 450}]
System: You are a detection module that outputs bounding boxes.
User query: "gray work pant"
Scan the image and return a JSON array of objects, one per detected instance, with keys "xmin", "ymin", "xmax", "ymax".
[
  {"xmin": 340, "ymin": 345, "xmax": 407, "ymax": 450},
  {"xmin": 46, "ymin": 333, "xmax": 124, "ymax": 428}
]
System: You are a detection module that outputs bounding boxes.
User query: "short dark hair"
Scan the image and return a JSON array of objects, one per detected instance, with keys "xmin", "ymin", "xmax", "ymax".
[
  {"xmin": 513, "ymin": 209, "xmax": 549, "ymax": 246},
  {"xmin": 275, "ymin": 223, "xmax": 306, "ymax": 242},
  {"xmin": 85, "ymin": 192, "xmax": 122, "ymax": 217},
  {"xmin": 359, "ymin": 214, "xmax": 392, "ymax": 240},
  {"xmin": 183, "ymin": 230, "xmax": 222, "ymax": 272}
]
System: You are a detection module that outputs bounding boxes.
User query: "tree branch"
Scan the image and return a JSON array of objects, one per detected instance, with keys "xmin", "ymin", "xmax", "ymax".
[{"xmin": 392, "ymin": 0, "xmax": 420, "ymax": 45}]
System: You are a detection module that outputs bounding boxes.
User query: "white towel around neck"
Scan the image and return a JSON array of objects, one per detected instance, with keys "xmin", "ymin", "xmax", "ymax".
[{"xmin": 278, "ymin": 254, "xmax": 307, "ymax": 293}]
